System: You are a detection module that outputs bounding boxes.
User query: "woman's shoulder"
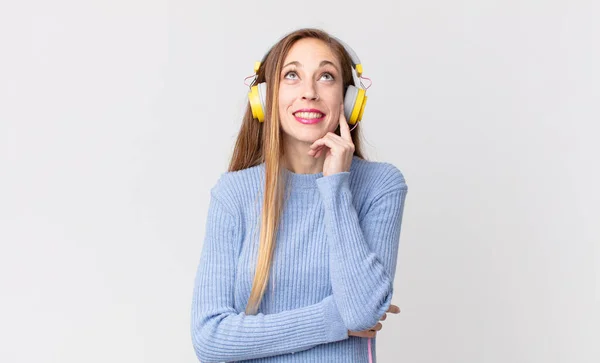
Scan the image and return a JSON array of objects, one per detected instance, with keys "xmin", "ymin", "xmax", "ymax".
[
  {"xmin": 351, "ymin": 155, "xmax": 408, "ymax": 195},
  {"xmin": 208, "ymin": 163, "xmax": 264, "ymax": 206}
]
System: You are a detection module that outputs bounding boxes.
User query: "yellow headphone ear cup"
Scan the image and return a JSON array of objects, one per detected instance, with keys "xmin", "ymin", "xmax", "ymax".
[
  {"xmin": 358, "ymin": 95, "xmax": 367, "ymax": 121},
  {"xmin": 248, "ymin": 82, "xmax": 267, "ymax": 122},
  {"xmin": 350, "ymin": 88, "xmax": 366, "ymax": 124},
  {"xmin": 344, "ymin": 85, "xmax": 367, "ymax": 125},
  {"xmin": 343, "ymin": 86, "xmax": 357, "ymax": 125}
]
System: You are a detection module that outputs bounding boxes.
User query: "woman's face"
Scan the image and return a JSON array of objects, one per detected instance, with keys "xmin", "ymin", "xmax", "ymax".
[{"xmin": 278, "ymin": 38, "xmax": 344, "ymax": 145}]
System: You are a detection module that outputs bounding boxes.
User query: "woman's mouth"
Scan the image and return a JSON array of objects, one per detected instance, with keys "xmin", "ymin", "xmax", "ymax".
[{"xmin": 293, "ymin": 110, "xmax": 325, "ymax": 124}]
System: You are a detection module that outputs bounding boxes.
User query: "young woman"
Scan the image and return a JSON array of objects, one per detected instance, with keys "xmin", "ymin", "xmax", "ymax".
[{"xmin": 191, "ymin": 28, "xmax": 408, "ymax": 362}]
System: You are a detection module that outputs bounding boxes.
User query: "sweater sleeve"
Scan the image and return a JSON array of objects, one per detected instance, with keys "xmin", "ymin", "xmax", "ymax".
[
  {"xmin": 315, "ymin": 168, "xmax": 408, "ymax": 332},
  {"xmin": 190, "ymin": 190, "xmax": 349, "ymax": 363}
]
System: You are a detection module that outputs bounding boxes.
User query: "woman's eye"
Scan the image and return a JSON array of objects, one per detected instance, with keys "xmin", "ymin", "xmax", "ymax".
[
  {"xmin": 284, "ymin": 71, "xmax": 298, "ymax": 79},
  {"xmin": 284, "ymin": 71, "xmax": 334, "ymax": 81}
]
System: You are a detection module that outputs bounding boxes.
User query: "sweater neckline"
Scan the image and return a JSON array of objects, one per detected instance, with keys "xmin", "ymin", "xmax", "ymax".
[
  {"xmin": 258, "ymin": 156, "xmax": 359, "ymax": 189},
  {"xmin": 282, "ymin": 167, "xmax": 323, "ymax": 189}
]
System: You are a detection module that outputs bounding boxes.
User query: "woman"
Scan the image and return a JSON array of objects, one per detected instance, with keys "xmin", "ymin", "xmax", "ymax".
[{"xmin": 191, "ymin": 28, "xmax": 408, "ymax": 362}]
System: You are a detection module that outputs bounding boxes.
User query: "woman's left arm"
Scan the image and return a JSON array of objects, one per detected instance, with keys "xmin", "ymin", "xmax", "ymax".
[{"xmin": 316, "ymin": 167, "xmax": 408, "ymax": 332}]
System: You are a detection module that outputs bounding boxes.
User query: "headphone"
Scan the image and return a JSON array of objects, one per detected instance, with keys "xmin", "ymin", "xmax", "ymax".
[{"xmin": 247, "ymin": 37, "xmax": 368, "ymax": 126}]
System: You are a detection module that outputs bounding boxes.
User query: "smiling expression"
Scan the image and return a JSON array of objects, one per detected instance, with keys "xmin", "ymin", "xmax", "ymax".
[{"xmin": 278, "ymin": 38, "xmax": 344, "ymax": 144}]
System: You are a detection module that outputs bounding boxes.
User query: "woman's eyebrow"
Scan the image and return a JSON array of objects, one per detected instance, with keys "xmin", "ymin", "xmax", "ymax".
[
  {"xmin": 319, "ymin": 60, "xmax": 339, "ymax": 72},
  {"xmin": 282, "ymin": 60, "xmax": 339, "ymax": 72}
]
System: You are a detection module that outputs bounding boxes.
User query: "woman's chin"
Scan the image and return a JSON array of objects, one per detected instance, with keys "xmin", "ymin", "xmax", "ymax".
[{"xmin": 282, "ymin": 120, "xmax": 333, "ymax": 143}]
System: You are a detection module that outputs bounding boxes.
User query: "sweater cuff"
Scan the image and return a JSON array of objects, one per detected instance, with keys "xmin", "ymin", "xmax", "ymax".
[
  {"xmin": 322, "ymin": 295, "xmax": 349, "ymax": 342},
  {"xmin": 316, "ymin": 172, "xmax": 351, "ymax": 202}
]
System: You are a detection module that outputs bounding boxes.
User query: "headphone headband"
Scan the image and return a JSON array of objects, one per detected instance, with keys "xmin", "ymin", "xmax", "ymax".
[{"xmin": 331, "ymin": 36, "xmax": 363, "ymax": 77}]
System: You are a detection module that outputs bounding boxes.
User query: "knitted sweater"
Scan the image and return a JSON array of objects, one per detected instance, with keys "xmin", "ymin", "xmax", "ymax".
[{"xmin": 190, "ymin": 155, "xmax": 408, "ymax": 362}]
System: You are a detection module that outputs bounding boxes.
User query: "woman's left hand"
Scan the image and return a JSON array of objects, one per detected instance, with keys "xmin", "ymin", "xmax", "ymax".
[{"xmin": 307, "ymin": 103, "xmax": 355, "ymax": 177}]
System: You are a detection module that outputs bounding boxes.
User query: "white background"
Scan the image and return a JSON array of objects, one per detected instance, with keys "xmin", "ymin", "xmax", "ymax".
[{"xmin": 1, "ymin": 1, "xmax": 598, "ymax": 362}]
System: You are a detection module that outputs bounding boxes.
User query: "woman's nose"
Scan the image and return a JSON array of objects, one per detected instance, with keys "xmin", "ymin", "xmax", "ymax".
[{"xmin": 301, "ymin": 82, "xmax": 319, "ymax": 100}]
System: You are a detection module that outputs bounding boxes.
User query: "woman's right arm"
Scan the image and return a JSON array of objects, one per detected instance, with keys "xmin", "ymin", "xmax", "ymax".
[{"xmin": 190, "ymin": 191, "xmax": 349, "ymax": 363}]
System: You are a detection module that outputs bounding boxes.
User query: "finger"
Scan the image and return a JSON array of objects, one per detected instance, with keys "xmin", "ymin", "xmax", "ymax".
[
  {"xmin": 349, "ymin": 330, "xmax": 376, "ymax": 339},
  {"xmin": 372, "ymin": 322, "xmax": 383, "ymax": 331},
  {"xmin": 387, "ymin": 304, "xmax": 401, "ymax": 314},
  {"xmin": 380, "ymin": 313, "xmax": 387, "ymax": 321},
  {"xmin": 362, "ymin": 331, "xmax": 377, "ymax": 338},
  {"xmin": 309, "ymin": 137, "xmax": 329, "ymax": 149},
  {"xmin": 338, "ymin": 103, "xmax": 351, "ymax": 141},
  {"xmin": 309, "ymin": 144, "xmax": 325, "ymax": 157},
  {"xmin": 308, "ymin": 146, "xmax": 323, "ymax": 156},
  {"xmin": 309, "ymin": 135, "xmax": 340, "ymax": 152},
  {"xmin": 315, "ymin": 147, "xmax": 324, "ymax": 158}
]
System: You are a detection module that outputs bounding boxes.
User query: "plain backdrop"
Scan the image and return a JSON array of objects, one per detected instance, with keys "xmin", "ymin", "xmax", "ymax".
[{"xmin": 1, "ymin": 1, "xmax": 598, "ymax": 362}]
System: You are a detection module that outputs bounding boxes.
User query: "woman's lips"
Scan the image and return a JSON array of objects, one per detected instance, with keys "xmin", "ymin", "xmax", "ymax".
[{"xmin": 293, "ymin": 110, "xmax": 325, "ymax": 124}]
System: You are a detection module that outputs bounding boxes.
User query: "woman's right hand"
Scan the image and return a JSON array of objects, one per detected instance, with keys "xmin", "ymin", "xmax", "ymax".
[{"xmin": 347, "ymin": 304, "xmax": 401, "ymax": 338}]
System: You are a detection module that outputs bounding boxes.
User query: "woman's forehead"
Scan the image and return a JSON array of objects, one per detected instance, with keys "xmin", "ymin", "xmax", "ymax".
[{"xmin": 283, "ymin": 38, "xmax": 340, "ymax": 67}]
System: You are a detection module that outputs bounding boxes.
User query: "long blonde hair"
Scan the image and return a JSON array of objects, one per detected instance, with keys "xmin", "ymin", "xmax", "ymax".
[{"xmin": 227, "ymin": 28, "xmax": 368, "ymax": 315}]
